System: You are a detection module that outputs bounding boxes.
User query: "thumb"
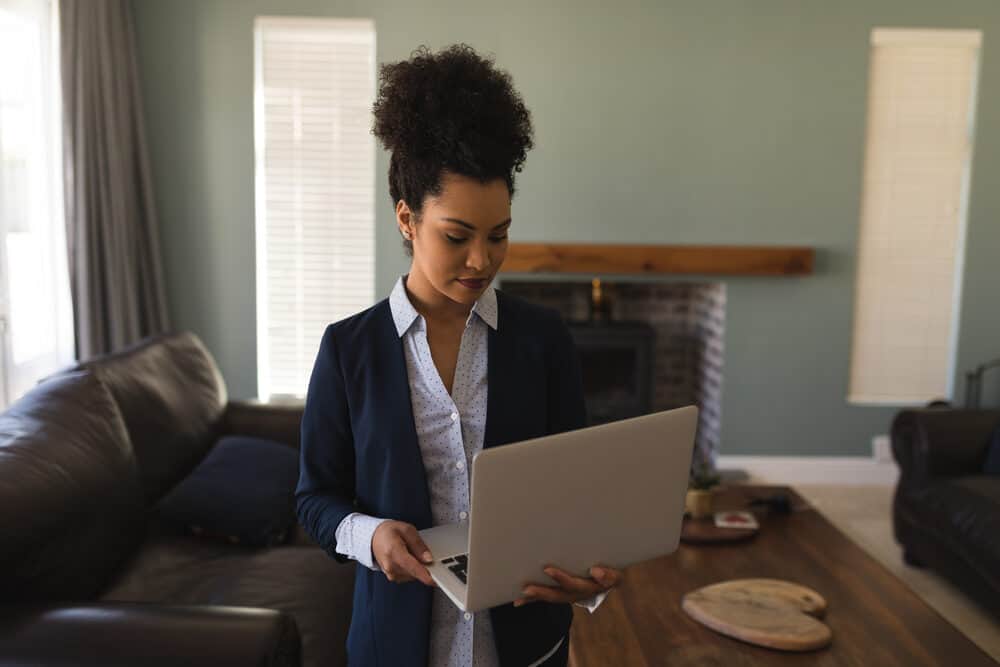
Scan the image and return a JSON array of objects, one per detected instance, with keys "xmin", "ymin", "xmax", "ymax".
[{"xmin": 400, "ymin": 525, "xmax": 434, "ymax": 563}]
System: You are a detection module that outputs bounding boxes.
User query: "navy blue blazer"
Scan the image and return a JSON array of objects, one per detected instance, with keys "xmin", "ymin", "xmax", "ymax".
[{"xmin": 296, "ymin": 290, "xmax": 587, "ymax": 667}]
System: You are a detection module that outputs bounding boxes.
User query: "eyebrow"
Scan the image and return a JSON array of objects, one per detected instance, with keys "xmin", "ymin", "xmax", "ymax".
[{"xmin": 441, "ymin": 217, "xmax": 512, "ymax": 231}]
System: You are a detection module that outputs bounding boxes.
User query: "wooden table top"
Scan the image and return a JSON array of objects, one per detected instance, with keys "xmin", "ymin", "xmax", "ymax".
[{"xmin": 568, "ymin": 484, "xmax": 996, "ymax": 667}]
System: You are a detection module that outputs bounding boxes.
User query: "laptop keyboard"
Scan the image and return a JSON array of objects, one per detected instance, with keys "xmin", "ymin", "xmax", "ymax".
[{"xmin": 440, "ymin": 554, "xmax": 468, "ymax": 584}]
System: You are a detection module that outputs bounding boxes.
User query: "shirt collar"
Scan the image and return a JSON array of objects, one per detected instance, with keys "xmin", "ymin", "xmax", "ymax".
[{"xmin": 389, "ymin": 275, "xmax": 499, "ymax": 338}]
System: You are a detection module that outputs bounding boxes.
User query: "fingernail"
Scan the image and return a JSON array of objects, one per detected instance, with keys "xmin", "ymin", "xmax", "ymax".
[
  {"xmin": 513, "ymin": 599, "xmax": 522, "ymax": 607},
  {"xmin": 422, "ymin": 551, "xmax": 433, "ymax": 563},
  {"xmin": 544, "ymin": 568, "xmax": 555, "ymax": 577},
  {"xmin": 522, "ymin": 587, "xmax": 531, "ymax": 596}
]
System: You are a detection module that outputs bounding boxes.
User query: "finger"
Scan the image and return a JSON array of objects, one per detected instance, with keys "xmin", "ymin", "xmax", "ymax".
[
  {"xmin": 589, "ymin": 565, "xmax": 623, "ymax": 589},
  {"xmin": 399, "ymin": 525, "xmax": 434, "ymax": 564},
  {"xmin": 381, "ymin": 560, "xmax": 414, "ymax": 584},
  {"xmin": 519, "ymin": 584, "xmax": 573, "ymax": 604},
  {"xmin": 386, "ymin": 558, "xmax": 430, "ymax": 586},
  {"xmin": 382, "ymin": 535, "xmax": 431, "ymax": 585},
  {"xmin": 543, "ymin": 567, "xmax": 603, "ymax": 596},
  {"xmin": 512, "ymin": 597, "xmax": 537, "ymax": 608},
  {"xmin": 397, "ymin": 553, "xmax": 434, "ymax": 586}
]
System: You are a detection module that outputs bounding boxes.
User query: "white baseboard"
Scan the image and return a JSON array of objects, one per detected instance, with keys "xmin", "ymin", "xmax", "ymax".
[{"xmin": 717, "ymin": 455, "xmax": 899, "ymax": 486}]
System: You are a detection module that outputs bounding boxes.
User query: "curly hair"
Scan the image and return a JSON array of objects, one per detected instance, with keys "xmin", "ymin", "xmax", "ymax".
[{"xmin": 371, "ymin": 44, "xmax": 534, "ymax": 254}]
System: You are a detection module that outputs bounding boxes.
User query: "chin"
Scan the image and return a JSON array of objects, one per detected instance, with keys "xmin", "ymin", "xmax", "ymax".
[
  {"xmin": 442, "ymin": 280, "xmax": 485, "ymax": 305},
  {"xmin": 447, "ymin": 286, "xmax": 481, "ymax": 305}
]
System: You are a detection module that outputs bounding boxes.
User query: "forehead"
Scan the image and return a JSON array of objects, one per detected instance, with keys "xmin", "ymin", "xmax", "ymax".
[{"xmin": 426, "ymin": 173, "xmax": 511, "ymax": 223}]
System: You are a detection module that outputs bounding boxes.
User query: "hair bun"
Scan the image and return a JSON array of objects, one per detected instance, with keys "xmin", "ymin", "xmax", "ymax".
[{"xmin": 372, "ymin": 44, "xmax": 534, "ymax": 207}]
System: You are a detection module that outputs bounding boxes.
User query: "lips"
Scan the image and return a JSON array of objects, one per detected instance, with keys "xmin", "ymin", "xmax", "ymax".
[{"xmin": 457, "ymin": 278, "xmax": 487, "ymax": 289}]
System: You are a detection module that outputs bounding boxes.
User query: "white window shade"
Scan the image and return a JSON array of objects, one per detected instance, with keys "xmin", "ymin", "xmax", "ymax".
[
  {"xmin": 254, "ymin": 17, "xmax": 376, "ymax": 400},
  {"xmin": 848, "ymin": 29, "xmax": 981, "ymax": 405}
]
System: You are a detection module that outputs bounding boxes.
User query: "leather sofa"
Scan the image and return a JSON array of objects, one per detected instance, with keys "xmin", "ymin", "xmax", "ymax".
[
  {"xmin": 891, "ymin": 407, "xmax": 1000, "ymax": 617},
  {"xmin": 0, "ymin": 332, "xmax": 355, "ymax": 666}
]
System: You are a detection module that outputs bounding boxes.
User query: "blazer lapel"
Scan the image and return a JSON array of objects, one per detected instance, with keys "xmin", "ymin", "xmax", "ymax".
[
  {"xmin": 484, "ymin": 297, "xmax": 516, "ymax": 450},
  {"xmin": 378, "ymin": 302, "xmax": 433, "ymax": 528}
]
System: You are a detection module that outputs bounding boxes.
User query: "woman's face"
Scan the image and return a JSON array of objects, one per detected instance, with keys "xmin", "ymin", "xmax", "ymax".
[{"xmin": 398, "ymin": 171, "xmax": 511, "ymax": 308}]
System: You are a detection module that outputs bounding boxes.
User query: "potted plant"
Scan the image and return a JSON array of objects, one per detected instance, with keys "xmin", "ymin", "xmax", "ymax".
[{"xmin": 686, "ymin": 462, "xmax": 720, "ymax": 520}]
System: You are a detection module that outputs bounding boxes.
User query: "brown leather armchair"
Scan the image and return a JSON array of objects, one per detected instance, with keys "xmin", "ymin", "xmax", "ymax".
[
  {"xmin": 891, "ymin": 407, "xmax": 1000, "ymax": 617},
  {"xmin": 0, "ymin": 333, "xmax": 354, "ymax": 666}
]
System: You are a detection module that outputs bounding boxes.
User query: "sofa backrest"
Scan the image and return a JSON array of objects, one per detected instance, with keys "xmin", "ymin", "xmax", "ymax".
[
  {"xmin": 0, "ymin": 371, "xmax": 145, "ymax": 601},
  {"xmin": 74, "ymin": 332, "xmax": 228, "ymax": 505}
]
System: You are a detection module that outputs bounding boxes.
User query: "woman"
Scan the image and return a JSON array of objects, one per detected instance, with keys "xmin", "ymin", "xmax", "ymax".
[{"xmin": 296, "ymin": 44, "xmax": 622, "ymax": 667}]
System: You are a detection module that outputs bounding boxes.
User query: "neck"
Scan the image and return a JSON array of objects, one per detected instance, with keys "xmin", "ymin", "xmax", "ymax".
[{"xmin": 404, "ymin": 266, "xmax": 473, "ymax": 324}]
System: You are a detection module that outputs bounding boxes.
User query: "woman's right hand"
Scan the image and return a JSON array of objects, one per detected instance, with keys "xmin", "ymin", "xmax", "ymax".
[{"xmin": 371, "ymin": 520, "xmax": 436, "ymax": 586}]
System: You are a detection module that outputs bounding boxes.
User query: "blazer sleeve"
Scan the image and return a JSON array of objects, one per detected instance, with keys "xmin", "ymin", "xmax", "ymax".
[
  {"xmin": 295, "ymin": 324, "xmax": 358, "ymax": 563},
  {"xmin": 546, "ymin": 314, "xmax": 588, "ymax": 435}
]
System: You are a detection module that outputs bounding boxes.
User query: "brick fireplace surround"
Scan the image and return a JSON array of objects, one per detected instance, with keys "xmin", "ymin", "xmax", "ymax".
[{"xmin": 501, "ymin": 280, "xmax": 725, "ymax": 468}]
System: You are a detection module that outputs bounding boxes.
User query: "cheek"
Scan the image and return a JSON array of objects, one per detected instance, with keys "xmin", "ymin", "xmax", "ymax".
[
  {"xmin": 492, "ymin": 241, "xmax": 508, "ymax": 265},
  {"xmin": 421, "ymin": 238, "xmax": 463, "ymax": 274}
]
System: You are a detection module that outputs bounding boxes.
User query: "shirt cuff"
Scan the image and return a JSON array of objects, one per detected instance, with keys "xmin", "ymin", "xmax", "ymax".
[
  {"xmin": 573, "ymin": 589, "xmax": 610, "ymax": 613},
  {"xmin": 334, "ymin": 512, "xmax": 388, "ymax": 571}
]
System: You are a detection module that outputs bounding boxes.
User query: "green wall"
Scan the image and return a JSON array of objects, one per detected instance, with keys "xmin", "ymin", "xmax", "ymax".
[{"xmin": 132, "ymin": 0, "xmax": 1000, "ymax": 456}]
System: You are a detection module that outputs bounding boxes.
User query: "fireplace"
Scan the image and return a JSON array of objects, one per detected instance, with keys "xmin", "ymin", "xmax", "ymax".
[
  {"xmin": 500, "ymin": 279, "xmax": 726, "ymax": 467},
  {"xmin": 568, "ymin": 320, "xmax": 654, "ymax": 424}
]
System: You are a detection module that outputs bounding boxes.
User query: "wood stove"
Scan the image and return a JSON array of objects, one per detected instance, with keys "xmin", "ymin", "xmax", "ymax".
[{"xmin": 567, "ymin": 321, "xmax": 653, "ymax": 425}]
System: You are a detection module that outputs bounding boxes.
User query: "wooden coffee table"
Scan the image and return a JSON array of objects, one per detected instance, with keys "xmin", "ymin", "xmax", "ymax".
[{"xmin": 568, "ymin": 485, "xmax": 997, "ymax": 666}]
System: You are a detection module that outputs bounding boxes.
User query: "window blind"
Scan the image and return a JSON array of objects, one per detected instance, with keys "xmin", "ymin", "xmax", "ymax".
[
  {"xmin": 848, "ymin": 29, "xmax": 981, "ymax": 405},
  {"xmin": 254, "ymin": 17, "xmax": 376, "ymax": 400}
]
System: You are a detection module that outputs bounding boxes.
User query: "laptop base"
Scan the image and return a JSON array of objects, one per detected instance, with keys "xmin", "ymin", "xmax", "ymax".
[{"xmin": 420, "ymin": 522, "xmax": 470, "ymax": 611}]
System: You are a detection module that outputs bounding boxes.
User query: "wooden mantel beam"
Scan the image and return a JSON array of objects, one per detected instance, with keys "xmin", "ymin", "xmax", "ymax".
[{"xmin": 501, "ymin": 243, "xmax": 814, "ymax": 276}]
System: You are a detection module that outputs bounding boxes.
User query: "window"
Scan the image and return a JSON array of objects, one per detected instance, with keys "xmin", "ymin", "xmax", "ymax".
[
  {"xmin": 848, "ymin": 28, "xmax": 981, "ymax": 405},
  {"xmin": 253, "ymin": 17, "xmax": 376, "ymax": 400},
  {"xmin": 0, "ymin": 0, "xmax": 74, "ymax": 408}
]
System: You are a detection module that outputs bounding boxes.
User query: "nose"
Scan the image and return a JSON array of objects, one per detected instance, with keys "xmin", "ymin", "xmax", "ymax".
[{"xmin": 466, "ymin": 238, "xmax": 490, "ymax": 273}]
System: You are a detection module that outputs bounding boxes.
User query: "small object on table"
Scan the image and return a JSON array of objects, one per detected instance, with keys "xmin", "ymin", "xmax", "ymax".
[
  {"xmin": 747, "ymin": 493, "xmax": 792, "ymax": 515},
  {"xmin": 682, "ymin": 578, "xmax": 832, "ymax": 652},
  {"xmin": 686, "ymin": 463, "xmax": 721, "ymax": 519},
  {"xmin": 685, "ymin": 488, "xmax": 715, "ymax": 519},
  {"xmin": 680, "ymin": 512, "xmax": 758, "ymax": 544},
  {"xmin": 714, "ymin": 510, "xmax": 759, "ymax": 530}
]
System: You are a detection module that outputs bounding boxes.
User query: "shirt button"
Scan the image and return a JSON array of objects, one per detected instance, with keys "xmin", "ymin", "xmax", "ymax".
[
  {"xmin": 464, "ymin": 612, "xmax": 472, "ymax": 621},
  {"xmin": 450, "ymin": 412, "xmax": 458, "ymax": 421},
  {"xmin": 456, "ymin": 460, "xmax": 465, "ymax": 470},
  {"xmin": 459, "ymin": 511, "xmax": 468, "ymax": 520}
]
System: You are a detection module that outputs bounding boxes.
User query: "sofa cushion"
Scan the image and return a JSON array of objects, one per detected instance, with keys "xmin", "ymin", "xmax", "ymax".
[
  {"xmin": 156, "ymin": 436, "xmax": 298, "ymax": 546},
  {"xmin": 907, "ymin": 476, "xmax": 1000, "ymax": 583},
  {"xmin": 74, "ymin": 332, "xmax": 227, "ymax": 504},
  {"xmin": 0, "ymin": 371, "xmax": 144, "ymax": 601},
  {"xmin": 101, "ymin": 532, "xmax": 354, "ymax": 667},
  {"xmin": 983, "ymin": 423, "xmax": 1000, "ymax": 474}
]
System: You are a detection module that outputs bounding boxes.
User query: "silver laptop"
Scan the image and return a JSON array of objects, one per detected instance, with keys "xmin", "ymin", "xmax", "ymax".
[{"xmin": 418, "ymin": 405, "xmax": 698, "ymax": 612}]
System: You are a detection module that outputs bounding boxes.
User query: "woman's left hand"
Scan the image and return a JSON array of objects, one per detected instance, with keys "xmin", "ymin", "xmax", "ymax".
[{"xmin": 513, "ymin": 564, "xmax": 623, "ymax": 607}]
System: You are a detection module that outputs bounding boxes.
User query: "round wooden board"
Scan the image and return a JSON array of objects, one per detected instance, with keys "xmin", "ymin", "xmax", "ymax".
[
  {"xmin": 682, "ymin": 579, "xmax": 832, "ymax": 652},
  {"xmin": 680, "ymin": 516, "xmax": 758, "ymax": 544}
]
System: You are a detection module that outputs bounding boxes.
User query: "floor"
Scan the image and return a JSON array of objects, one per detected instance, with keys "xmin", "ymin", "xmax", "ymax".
[{"xmin": 795, "ymin": 484, "xmax": 1000, "ymax": 662}]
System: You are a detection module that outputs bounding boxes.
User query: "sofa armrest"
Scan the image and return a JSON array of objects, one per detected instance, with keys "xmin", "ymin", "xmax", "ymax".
[
  {"xmin": 0, "ymin": 602, "xmax": 300, "ymax": 667},
  {"xmin": 891, "ymin": 408, "xmax": 999, "ymax": 485},
  {"xmin": 222, "ymin": 400, "xmax": 304, "ymax": 449}
]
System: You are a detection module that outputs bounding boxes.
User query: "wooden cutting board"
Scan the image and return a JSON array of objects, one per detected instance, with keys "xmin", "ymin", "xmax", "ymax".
[{"xmin": 682, "ymin": 579, "xmax": 832, "ymax": 651}]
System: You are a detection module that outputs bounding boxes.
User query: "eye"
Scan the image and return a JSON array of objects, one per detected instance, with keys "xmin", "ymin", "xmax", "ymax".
[
  {"xmin": 489, "ymin": 235, "xmax": 508, "ymax": 243},
  {"xmin": 446, "ymin": 234, "xmax": 467, "ymax": 244}
]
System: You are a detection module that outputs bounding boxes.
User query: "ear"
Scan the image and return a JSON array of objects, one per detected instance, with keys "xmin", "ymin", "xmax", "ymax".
[{"xmin": 396, "ymin": 200, "xmax": 415, "ymax": 240}]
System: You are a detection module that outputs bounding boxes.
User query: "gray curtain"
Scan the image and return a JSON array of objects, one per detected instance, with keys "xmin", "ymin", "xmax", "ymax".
[{"xmin": 60, "ymin": 0, "xmax": 169, "ymax": 359}]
